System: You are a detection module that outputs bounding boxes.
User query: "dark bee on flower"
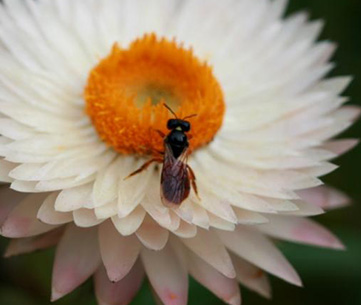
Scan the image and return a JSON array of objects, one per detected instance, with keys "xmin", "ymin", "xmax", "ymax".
[{"xmin": 126, "ymin": 104, "xmax": 198, "ymax": 207}]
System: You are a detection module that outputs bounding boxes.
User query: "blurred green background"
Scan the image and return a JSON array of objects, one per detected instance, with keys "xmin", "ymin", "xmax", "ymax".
[{"xmin": 1, "ymin": 1, "xmax": 361, "ymax": 305}]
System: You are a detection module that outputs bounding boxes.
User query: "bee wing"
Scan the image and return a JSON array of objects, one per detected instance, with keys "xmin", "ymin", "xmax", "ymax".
[{"xmin": 161, "ymin": 144, "xmax": 190, "ymax": 207}]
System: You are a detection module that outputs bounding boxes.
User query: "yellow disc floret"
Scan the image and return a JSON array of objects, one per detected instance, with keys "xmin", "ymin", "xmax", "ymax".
[{"xmin": 85, "ymin": 34, "xmax": 225, "ymax": 155}]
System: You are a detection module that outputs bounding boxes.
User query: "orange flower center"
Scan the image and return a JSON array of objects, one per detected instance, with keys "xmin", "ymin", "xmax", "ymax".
[{"xmin": 85, "ymin": 34, "xmax": 225, "ymax": 155}]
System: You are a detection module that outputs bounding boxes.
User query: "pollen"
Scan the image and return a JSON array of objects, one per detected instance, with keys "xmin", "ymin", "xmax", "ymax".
[{"xmin": 85, "ymin": 34, "xmax": 225, "ymax": 155}]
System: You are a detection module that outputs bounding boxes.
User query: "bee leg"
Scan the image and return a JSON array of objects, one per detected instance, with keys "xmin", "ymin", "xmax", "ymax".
[
  {"xmin": 154, "ymin": 129, "xmax": 166, "ymax": 138},
  {"xmin": 148, "ymin": 127, "xmax": 165, "ymax": 139},
  {"xmin": 151, "ymin": 148, "xmax": 164, "ymax": 156},
  {"xmin": 125, "ymin": 158, "xmax": 162, "ymax": 179},
  {"xmin": 187, "ymin": 165, "xmax": 200, "ymax": 199}
]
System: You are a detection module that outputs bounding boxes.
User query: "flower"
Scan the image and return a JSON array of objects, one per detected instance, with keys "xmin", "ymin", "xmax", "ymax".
[{"xmin": 0, "ymin": 0, "xmax": 359, "ymax": 304}]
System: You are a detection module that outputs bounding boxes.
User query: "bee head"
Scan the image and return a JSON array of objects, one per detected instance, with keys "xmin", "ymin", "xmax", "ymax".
[{"xmin": 167, "ymin": 119, "xmax": 190, "ymax": 132}]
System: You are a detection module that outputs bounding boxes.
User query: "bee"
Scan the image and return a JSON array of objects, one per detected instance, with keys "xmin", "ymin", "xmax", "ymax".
[{"xmin": 126, "ymin": 104, "xmax": 198, "ymax": 207}]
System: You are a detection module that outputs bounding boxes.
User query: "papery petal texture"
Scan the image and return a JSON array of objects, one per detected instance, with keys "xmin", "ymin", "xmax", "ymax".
[{"xmin": 0, "ymin": 0, "xmax": 357, "ymax": 304}]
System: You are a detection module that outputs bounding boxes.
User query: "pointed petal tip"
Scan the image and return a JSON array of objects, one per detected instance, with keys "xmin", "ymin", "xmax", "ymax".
[
  {"xmin": 292, "ymin": 275, "xmax": 303, "ymax": 288},
  {"xmin": 0, "ymin": 223, "xmax": 16, "ymax": 238},
  {"xmin": 95, "ymin": 297, "xmax": 112, "ymax": 305},
  {"xmin": 3, "ymin": 248, "xmax": 14, "ymax": 258},
  {"xmin": 329, "ymin": 191, "xmax": 351, "ymax": 209},
  {"xmin": 105, "ymin": 269, "xmax": 125, "ymax": 283},
  {"xmin": 36, "ymin": 216, "xmax": 46, "ymax": 224},
  {"xmin": 352, "ymin": 138, "xmax": 360, "ymax": 145},
  {"xmin": 250, "ymin": 276, "xmax": 272, "ymax": 299},
  {"xmin": 347, "ymin": 105, "xmax": 361, "ymax": 121},
  {"xmin": 336, "ymin": 139, "xmax": 360, "ymax": 154},
  {"xmin": 226, "ymin": 270, "xmax": 237, "ymax": 280},
  {"xmin": 117, "ymin": 211, "xmax": 128, "ymax": 218},
  {"xmin": 227, "ymin": 293, "xmax": 241, "ymax": 305},
  {"xmin": 305, "ymin": 226, "xmax": 346, "ymax": 251},
  {"xmin": 281, "ymin": 264, "xmax": 303, "ymax": 288},
  {"xmin": 253, "ymin": 281, "xmax": 272, "ymax": 300},
  {"xmin": 51, "ymin": 287, "xmax": 64, "ymax": 302},
  {"xmin": 106, "ymin": 271, "xmax": 120, "ymax": 283},
  {"xmin": 259, "ymin": 288, "xmax": 272, "ymax": 300},
  {"xmin": 313, "ymin": 207, "xmax": 325, "ymax": 216},
  {"xmin": 331, "ymin": 239, "xmax": 346, "ymax": 251}
]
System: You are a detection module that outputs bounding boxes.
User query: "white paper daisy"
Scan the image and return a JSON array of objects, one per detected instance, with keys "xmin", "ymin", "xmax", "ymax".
[{"xmin": 0, "ymin": 0, "xmax": 359, "ymax": 305}]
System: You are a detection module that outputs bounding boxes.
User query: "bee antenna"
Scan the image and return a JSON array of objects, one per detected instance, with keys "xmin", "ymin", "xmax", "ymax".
[
  {"xmin": 163, "ymin": 103, "xmax": 178, "ymax": 119},
  {"xmin": 182, "ymin": 114, "xmax": 197, "ymax": 120}
]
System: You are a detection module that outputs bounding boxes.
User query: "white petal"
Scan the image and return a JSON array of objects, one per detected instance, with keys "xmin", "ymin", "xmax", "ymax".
[
  {"xmin": 4, "ymin": 228, "xmax": 63, "ymax": 257},
  {"xmin": 117, "ymin": 158, "xmax": 152, "ymax": 217},
  {"xmin": 208, "ymin": 213, "xmax": 236, "ymax": 231},
  {"xmin": 280, "ymin": 199, "xmax": 324, "ymax": 216},
  {"xmin": 194, "ymin": 152, "xmax": 300, "ymax": 200},
  {"xmin": 0, "ymin": 159, "xmax": 16, "ymax": 182},
  {"xmin": 257, "ymin": 215, "xmax": 344, "ymax": 249},
  {"xmin": 0, "ymin": 186, "xmax": 26, "ymax": 225},
  {"xmin": 35, "ymin": 174, "xmax": 96, "ymax": 192},
  {"xmin": 112, "ymin": 205, "xmax": 146, "ymax": 236},
  {"xmin": 181, "ymin": 228, "xmax": 235, "ymax": 279},
  {"xmin": 230, "ymin": 253, "xmax": 271, "ymax": 299},
  {"xmin": 94, "ymin": 200, "xmax": 118, "ymax": 219},
  {"xmin": 99, "ymin": 221, "xmax": 141, "ymax": 282},
  {"xmin": 194, "ymin": 166, "xmax": 299, "ymax": 213},
  {"xmin": 186, "ymin": 247, "xmax": 241, "ymax": 305},
  {"xmin": 55, "ymin": 183, "xmax": 93, "ymax": 212},
  {"xmin": 73, "ymin": 208, "xmax": 104, "ymax": 227},
  {"xmin": 37, "ymin": 192, "xmax": 73, "ymax": 225},
  {"xmin": 0, "ymin": 103, "xmax": 76, "ymax": 133},
  {"xmin": 10, "ymin": 150, "xmax": 115, "ymax": 181},
  {"xmin": 188, "ymin": 200, "xmax": 209, "ymax": 229},
  {"xmin": 173, "ymin": 199, "xmax": 194, "ymax": 224},
  {"xmin": 194, "ymin": 181, "xmax": 237, "ymax": 223},
  {"xmin": 218, "ymin": 227, "xmax": 302, "ymax": 286},
  {"xmin": 92, "ymin": 159, "xmax": 121, "ymax": 208},
  {"xmin": 141, "ymin": 243, "xmax": 188, "ymax": 305},
  {"xmin": 141, "ymin": 176, "xmax": 172, "ymax": 229},
  {"xmin": 322, "ymin": 139, "xmax": 359, "ymax": 156},
  {"xmin": 136, "ymin": 215, "xmax": 169, "ymax": 250},
  {"xmin": 300, "ymin": 162, "xmax": 338, "ymax": 177},
  {"xmin": 52, "ymin": 224, "xmax": 101, "ymax": 301},
  {"xmin": 297, "ymin": 186, "xmax": 350, "ymax": 210},
  {"xmin": 5, "ymin": 140, "xmax": 107, "ymax": 164},
  {"xmin": 172, "ymin": 220, "xmax": 197, "ymax": 239},
  {"xmin": 0, "ymin": 2, "xmax": 357, "ymax": 304},
  {"xmin": 24, "ymin": 0, "xmax": 93, "ymax": 76},
  {"xmin": 10, "ymin": 180, "xmax": 39, "ymax": 193},
  {"xmin": 195, "ymin": 175, "xmax": 275, "ymax": 213},
  {"xmin": 94, "ymin": 262, "xmax": 144, "ymax": 305},
  {"xmin": 317, "ymin": 77, "xmax": 352, "ymax": 96},
  {"xmin": 1, "ymin": 193, "xmax": 58, "ymax": 238},
  {"xmin": 233, "ymin": 208, "xmax": 268, "ymax": 225}
]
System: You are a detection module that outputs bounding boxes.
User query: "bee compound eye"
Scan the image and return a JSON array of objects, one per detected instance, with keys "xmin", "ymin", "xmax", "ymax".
[
  {"xmin": 167, "ymin": 119, "xmax": 179, "ymax": 130},
  {"xmin": 181, "ymin": 121, "xmax": 190, "ymax": 132}
]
